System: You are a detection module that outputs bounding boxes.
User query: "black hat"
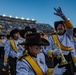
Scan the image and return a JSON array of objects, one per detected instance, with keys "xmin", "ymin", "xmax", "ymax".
[
  {"xmin": 54, "ymin": 21, "xmax": 65, "ymax": 30},
  {"xmin": 25, "ymin": 26, "xmax": 32, "ymax": 33},
  {"xmin": 19, "ymin": 29, "xmax": 25, "ymax": 38},
  {"xmin": 73, "ymin": 28, "xmax": 76, "ymax": 32},
  {"xmin": 19, "ymin": 33, "xmax": 50, "ymax": 46},
  {"xmin": 32, "ymin": 28, "xmax": 37, "ymax": 33},
  {"xmin": 10, "ymin": 28, "xmax": 19, "ymax": 38}
]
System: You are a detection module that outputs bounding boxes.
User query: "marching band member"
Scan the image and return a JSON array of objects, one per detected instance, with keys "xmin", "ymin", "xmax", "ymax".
[
  {"xmin": 43, "ymin": 7, "xmax": 76, "ymax": 75},
  {"xmin": 16, "ymin": 33, "xmax": 66, "ymax": 75},
  {"xmin": 3, "ymin": 28, "xmax": 24, "ymax": 75},
  {"xmin": 54, "ymin": 7, "xmax": 76, "ymax": 74},
  {"xmin": 19, "ymin": 26, "xmax": 33, "ymax": 40},
  {"xmin": 71, "ymin": 28, "xmax": 76, "ymax": 53},
  {"xmin": 71, "ymin": 27, "xmax": 76, "ymax": 74},
  {"xmin": 0, "ymin": 35, "xmax": 7, "ymax": 59}
]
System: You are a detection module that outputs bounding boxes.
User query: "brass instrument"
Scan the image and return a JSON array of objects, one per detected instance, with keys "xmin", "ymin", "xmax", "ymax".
[
  {"xmin": 53, "ymin": 41, "xmax": 68, "ymax": 67},
  {"xmin": 0, "ymin": 25, "xmax": 3, "ymax": 32}
]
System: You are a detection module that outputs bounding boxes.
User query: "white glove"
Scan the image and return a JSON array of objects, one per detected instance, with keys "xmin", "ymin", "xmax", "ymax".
[
  {"xmin": 74, "ymin": 72, "xmax": 76, "ymax": 75},
  {"xmin": 53, "ymin": 64, "xmax": 66, "ymax": 75},
  {"xmin": 54, "ymin": 7, "xmax": 64, "ymax": 17},
  {"xmin": 74, "ymin": 63, "xmax": 76, "ymax": 67},
  {"xmin": 53, "ymin": 48, "xmax": 61, "ymax": 56},
  {"xmin": 3, "ymin": 62, "xmax": 8, "ymax": 66}
]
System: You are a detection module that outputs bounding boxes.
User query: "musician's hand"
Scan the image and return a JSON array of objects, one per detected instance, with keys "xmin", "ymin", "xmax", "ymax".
[
  {"xmin": 3, "ymin": 62, "xmax": 8, "ymax": 67},
  {"xmin": 54, "ymin": 7, "xmax": 64, "ymax": 17},
  {"xmin": 74, "ymin": 72, "xmax": 76, "ymax": 75},
  {"xmin": 53, "ymin": 48, "xmax": 61, "ymax": 56},
  {"xmin": 74, "ymin": 63, "xmax": 76, "ymax": 67},
  {"xmin": 53, "ymin": 64, "xmax": 66, "ymax": 75}
]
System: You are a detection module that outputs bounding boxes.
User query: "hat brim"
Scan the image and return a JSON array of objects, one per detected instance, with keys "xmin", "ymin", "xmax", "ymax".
[{"xmin": 19, "ymin": 38, "xmax": 50, "ymax": 46}]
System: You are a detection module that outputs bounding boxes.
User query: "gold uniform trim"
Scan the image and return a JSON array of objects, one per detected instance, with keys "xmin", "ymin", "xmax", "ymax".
[
  {"xmin": 72, "ymin": 57, "xmax": 76, "ymax": 63},
  {"xmin": 4, "ymin": 58, "xmax": 8, "ymax": 62},
  {"xmin": 48, "ymin": 50, "xmax": 53, "ymax": 58},
  {"xmin": 10, "ymin": 39, "xmax": 18, "ymax": 53},
  {"xmin": 64, "ymin": 20, "xmax": 74, "ymax": 29},
  {"xmin": 24, "ymin": 55, "xmax": 43, "ymax": 75},
  {"xmin": 46, "ymin": 68, "xmax": 54, "ymax": 75},
  {"xmin": 52, "ymin": 34, "xmax": 72, "ymax": 51}
]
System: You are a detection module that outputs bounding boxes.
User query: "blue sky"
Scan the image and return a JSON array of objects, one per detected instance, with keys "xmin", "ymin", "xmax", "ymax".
[{"xmin": 0, "ymin": 0, "xmax": 76, "ymax": 27}]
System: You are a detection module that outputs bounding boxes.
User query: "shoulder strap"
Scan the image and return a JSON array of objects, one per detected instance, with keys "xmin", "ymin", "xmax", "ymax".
[
  {"xmin": 24, "ymin": 55, "xmax": 43, "ymax": 75},
  {"xmin": 10, "ymin": 39, "xmax": 18, "ymax": 53},
  {"xmin": 52, "ymin": 34, "xmax": 72, "ymax": 51}
]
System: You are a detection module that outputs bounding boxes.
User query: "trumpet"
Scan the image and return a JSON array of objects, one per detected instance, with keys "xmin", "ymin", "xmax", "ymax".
[{"xmin": 53, "ymin": 41, "xmax": 68, "ymax": 67}]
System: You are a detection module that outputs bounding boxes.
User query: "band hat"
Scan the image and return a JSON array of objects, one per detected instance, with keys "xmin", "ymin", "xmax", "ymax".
[
  {"xmin": 19, "ymin": 33, "xmax": 50, "ymax": 46},
  {"xmin": 25, "ymin": 26, "xmax": 32, "ymax": 33},
  {"xmin": 19, "ymin": 27, "xmax": 37, "ymax": 38},
  {"xmin": 54, "ymin": 21, "xmax": 65, "ymax": 30},
  {"xmin": 73, "ymin": 28, "xmax": 76, "ymax": 32},
  {"xmin": 31, "ymin": 28, "xmax": 37, "ymax": 33},
  {"xmin": 10, "ymin": 28, "xmax": 19, "ymax": 38},
  {"xmin": 19, "ymin": 29, "xmax": 25, "ymax": 38}
]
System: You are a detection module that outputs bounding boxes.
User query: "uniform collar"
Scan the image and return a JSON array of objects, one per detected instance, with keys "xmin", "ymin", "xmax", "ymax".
[{"xmin": 28, "ymin": 51, "xmax": 37, "ymax": 58}]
